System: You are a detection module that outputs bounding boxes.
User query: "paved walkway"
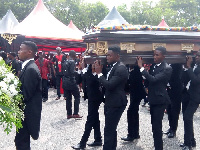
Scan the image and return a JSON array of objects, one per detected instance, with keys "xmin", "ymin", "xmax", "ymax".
[{"xmin": 1, "ymin": 88, "xmax": 200, "ymax": 150}]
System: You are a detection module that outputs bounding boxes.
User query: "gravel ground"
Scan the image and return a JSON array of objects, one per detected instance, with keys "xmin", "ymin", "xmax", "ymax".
[{"xmin": 1, "ymin": 88, "xmax": 200, "ymax": 150}]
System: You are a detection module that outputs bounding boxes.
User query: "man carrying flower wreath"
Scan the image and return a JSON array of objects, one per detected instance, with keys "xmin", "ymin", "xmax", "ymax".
[{"xmin": 15, "ymin": 41, "xmax": 42, "ymax": 150}]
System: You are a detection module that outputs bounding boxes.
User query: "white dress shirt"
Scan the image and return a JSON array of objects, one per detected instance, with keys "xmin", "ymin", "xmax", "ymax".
[
  {"xmin": 22, "ymin": 58, "xmax": 34, "ymax": 70},
  {"xmin": 186, "ymin": 64, "xmax": 198, "ymax": 90}
]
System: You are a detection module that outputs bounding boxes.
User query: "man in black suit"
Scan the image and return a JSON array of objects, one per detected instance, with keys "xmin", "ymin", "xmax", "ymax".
[
  {"xmin": 15, "ymin": 41, "xmax": 42, "ymax": 150},
  {"xmin": 137, "ymin": 46, "xmax": 172, "ymax": 150},
  {"xmin": 72, "ymin": 63, "xmax": 103, "ymax": 149},
  {"xmin": 179, "ymin": 64, "xmax": 196, "ymax": 149},
  {"xmin": 94, "ymin": 45, "xmax": 128, "ymax": 150},
  {"xmin": 8, "ymin": 52, "xmax": 22, "ymax": 77},
  {"xmin": 163, "ymin": 63, "xmax": 183, "ymax": 138},
  {"xmin": 62, "ymin": 50, "xmax": 81, "ymax": 119},
  {"xmin": 181, "ymin": 51, "xmax": 200, "ymax": 150},
  {"xmin": 121, "ymin": 65, "xmax": 146, "ymax": 141}
]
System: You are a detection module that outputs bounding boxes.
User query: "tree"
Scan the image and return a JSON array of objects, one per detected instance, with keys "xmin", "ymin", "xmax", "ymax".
[
  {"xmin": 117, "ymin": 4, "xmax": 131, "ymax": 23},
  {"xmin": 82, "ymin": 2, "xmax": 109, "ymax": 31},
  {"xmin": 0, "ymin": 0, "xmax": 37, "ymax": 22},
  {"xmin": 46, "ymin": 0, "xmax": 109, "ymax": 32},
  {"xmin": 158, "ymin": 0, "xmax": 199, "ymax": 26}
]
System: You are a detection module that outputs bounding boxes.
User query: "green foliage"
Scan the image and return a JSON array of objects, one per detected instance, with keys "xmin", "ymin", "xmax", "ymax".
[
  {"xmin": 0, "ymin": 58, "xmax": 24, "ymax": 134},
  {"xmin": 117, "ymin": 4, "xmax": 131, "ymax": 23},
  {"xmin": 45, "ymin": 0, "xmax": 109, "ymax": 32}
]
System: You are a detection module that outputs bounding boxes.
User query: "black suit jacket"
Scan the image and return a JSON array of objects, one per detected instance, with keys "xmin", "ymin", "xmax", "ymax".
[
  {"xmin": 128, "ymin": 66, "xmax": 146, "ymax": 101},
  {"xmin": 20, "ymin": 60, "xmax": 42, "ymax": 140},
  {"xmin": 142, "ymin": 61, "xmax": 172, "ymax": 105},
  {"xmin": 83, "ymin": 65, "xmax": 104, "ymax": 102},
  {"xmin": 168, "ymin": 64, "xmax": 183, "ymax": 98},
  {"xmin": 99, "ymin": 61, "xmax": 128, "ymax": 107},
  {"xmin": 188, "ymin": 65, "xmax": 200, "ymax": 103}
]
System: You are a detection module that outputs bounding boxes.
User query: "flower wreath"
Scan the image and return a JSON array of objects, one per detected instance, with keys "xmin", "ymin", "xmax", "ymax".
[{"xmin": 0, "ymin": 57, "xmax": 24, "ymax": 134}]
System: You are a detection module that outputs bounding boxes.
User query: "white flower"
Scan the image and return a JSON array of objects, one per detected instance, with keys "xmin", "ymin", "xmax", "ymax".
[
  {"xmin": 3, "ymin": 77, "xmax": 11, "ymax": 83},
  {"xmin": 9, "ymin": 84, "xmax": 18, "ymax": 96},
  {"xmin": 13, "ymin": 79, "xmax": 19, "ymax": 86},
  {"xmin": 7, "ymin": 73, "xmax": 15, "ymax": 80},
  {"xmin": 0, "ymin": 81, "xmax": 8, "ymax": 93}
]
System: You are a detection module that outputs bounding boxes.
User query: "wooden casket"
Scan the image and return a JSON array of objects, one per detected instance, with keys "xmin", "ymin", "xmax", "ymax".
[{"xmin": 83, "ymin": 26, "xmax": 200, "ymax": 64}]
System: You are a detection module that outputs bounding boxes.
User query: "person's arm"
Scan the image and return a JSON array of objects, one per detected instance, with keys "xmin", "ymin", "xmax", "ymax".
[
  {"xmin": 187, "ymin": 68, "xmax": 200, "ymax": 83},
  {"xmin": 52, "ymin": 57, "xmax": 56, "ymax": 76},
  {"xmin": 185, "ymin": 55, "xmax": 200, "ymax": 83},
  {"xmin": 47, "ymin": 60, "xmax": 52, "ymax": 78},
  {"xmin": 142, "ymin": 67, "xmax": 172, "ymax": 83},
  {"xmin": 99, "ymin": 65, "xmax": 128, "ymax": 90},
  {"xmin": 23, "ymin": 66, "xmax": 41, "ymax": 102}
]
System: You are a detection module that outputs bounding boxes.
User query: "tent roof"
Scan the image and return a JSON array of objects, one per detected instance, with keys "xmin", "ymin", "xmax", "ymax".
[
  {"xmin": 67, "ymin": 20, "xmax": 84, "ymax": 37},
  {"xmin": 68, "ymin": 20, "xmax": 80, "ymax": 31},
  {"xmin": 0, "ymin": 9, "xmax": 19, "ymax": 33},
  {"xmin": 158, "ymin": 19, "xmax": 169, "ymax": 28},
  {"xmin": 97, "ymin": 6, "xmax": 129, "ymax": 28},
  {"xmin": 12, "ymin": 0, "xmax": 83, "ymax": 41}
]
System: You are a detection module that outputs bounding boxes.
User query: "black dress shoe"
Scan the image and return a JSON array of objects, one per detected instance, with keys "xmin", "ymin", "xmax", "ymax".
[
  {"xmin": 87, "ymin": 141, "xmax": 102, "ymax": 147},
  {"xmin": 163, "ymin": 129, "xmax": 171, "ymax": 134},
  {"xmin": 121, "ymin": 136, "xmax": 140, "ymax": 141},
  {"xmin": 180, "ymin": 142, "xmax": 196, "ymax": 148},
  {"xmin": 167, "ymin": 132, "xmax": 176, "ymax": 138},
  {"xmin": 71, "ymin": 143, "xmax": 86, "ymax": 149},
  {"xmin": 182, "ymin": 146, "xmax": 192, "ymax": 150}
]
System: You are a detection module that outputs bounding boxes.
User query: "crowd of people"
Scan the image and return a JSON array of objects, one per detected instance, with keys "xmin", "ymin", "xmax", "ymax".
[{"xmin": 2, "ymin": 41, "xmax": 200, "ymax": 150}]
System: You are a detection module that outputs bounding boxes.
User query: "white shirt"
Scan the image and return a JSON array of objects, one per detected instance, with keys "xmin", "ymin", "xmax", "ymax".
[
  {"xmin": 98, "ymin": 62, "xmax": 118, "ymax": 79},
  {"xmin": 22, "ymin": 58, "xmax": 34, "ymax": 70},
  {"xmin": 186, "ymin": 64, "xmax": 198, "ymax": 90},
  {"xmin": 82, "ymin": 64, "xmax": 97, "ymax": 76},
  {"xmin": 106, "ymin": 62, "xmax": 117, "ymax": 80},
  {"xmin": 140, "ymin": 63, "xmax": 162, "ymax": 72}
]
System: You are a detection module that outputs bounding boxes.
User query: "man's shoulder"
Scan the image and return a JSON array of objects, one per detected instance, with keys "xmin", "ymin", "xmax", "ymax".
[
  {"xmin": 27, "ymin": 61, "xmax": 39, "ymax": 70},
  {"xmin": 118, "ymin": 62, "xmax": 125, "ymax": 66},
  {"xmin": 161, "ymin": 62, "xmax": 172, "ymax": 70},
  {"xmin": 117, "ymin": 62, "xmax": 127, "ymax": 70},
  {"xmin": 165, "ymin": 63, "xmax": 172, "ymax": 71}
]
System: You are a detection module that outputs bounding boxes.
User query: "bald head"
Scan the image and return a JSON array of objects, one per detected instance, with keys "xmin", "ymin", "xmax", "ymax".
[{"xmin": 56, "ymin": 47, "xmax": 61, "ymax": 55}]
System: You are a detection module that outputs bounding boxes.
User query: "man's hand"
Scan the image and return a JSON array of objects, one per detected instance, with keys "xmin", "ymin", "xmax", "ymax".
[
  {"xmin": 137, "ymin": 56, "xmax": 143, "ymax": 68},
  {"xmin": 94, "ymin": 60, "xmax": 102, "ymax": 74},
  {"xmin": 186, "ymin": 56, "xmax": 193, "ymax": 68}
]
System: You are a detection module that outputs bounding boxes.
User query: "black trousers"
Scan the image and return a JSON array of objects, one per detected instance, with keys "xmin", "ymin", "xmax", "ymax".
[
  {"xmin": 80, "ymin": 100, "xmax": 102, "ymax": 146},
  {"xmin": 15, "ymin": 120, "xmax": 30, "ymax": 150},
  {"xmin": 127, "ymin": 94, "xmax": 141, "ymax": 138},
  {"xmin": 103, "ymin": 105, "xmax": 126, "ymax": 150},
  {"xmin": 150, "ymin": 104, "xmax": 166, "ymax": 150},
  {"xmin": 65, "ymin": 85, "xmax": 80, "ymax": 115},
  {"xmin": 183, "ymin": 97, "xmax": 199, "ymax": 147},
  {"xmin": 182, "ymin": 91, "xmax": 195, "ymax": 144},
  {"xmin": 42, "ymin": 79, "xmax": 48, "ymax": 99},
  {"xmin": 167, "ymin": 88, "xmax": 182, "ymax": 132},
  {"xmin": 56, "ymin": 74, "xmax": 63, "ymax": 97}
]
